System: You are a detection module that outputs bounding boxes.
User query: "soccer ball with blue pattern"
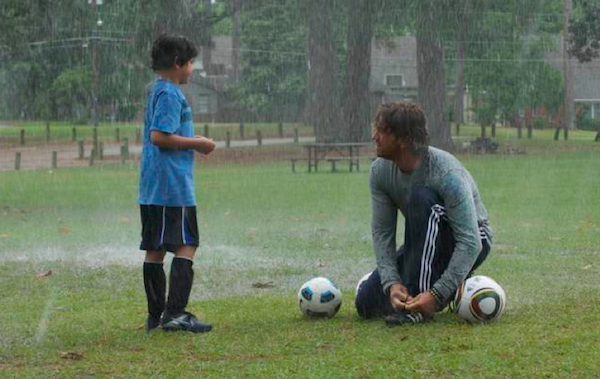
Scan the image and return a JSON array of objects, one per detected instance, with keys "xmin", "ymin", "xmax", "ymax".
[
  {"xmin": 298, "ymin": 277, "xmax": 342, "ymax": 318},
  {"xmin": 451, "ymin": 275, "xmax": 506, "ymax": 323}
]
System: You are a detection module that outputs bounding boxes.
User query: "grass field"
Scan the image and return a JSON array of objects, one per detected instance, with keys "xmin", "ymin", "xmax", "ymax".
[{"xmin": 1, "ymin": 136, "xmax": 600, "ymax": 377}]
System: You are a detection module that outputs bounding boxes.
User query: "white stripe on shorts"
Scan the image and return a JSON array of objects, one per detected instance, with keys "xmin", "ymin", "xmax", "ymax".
[
  {"xmin": 160, "ymin": 206, "xmax": 166, "ymax": 246},
  {"xmin": 181, "ymin": 207, "xmax": 186, "ymax": 244}
]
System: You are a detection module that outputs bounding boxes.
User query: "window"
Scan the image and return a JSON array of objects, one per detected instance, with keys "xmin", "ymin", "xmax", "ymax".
[{"xmin": 385, "ymin": 74, "xmax": 405, "ymax": 87}]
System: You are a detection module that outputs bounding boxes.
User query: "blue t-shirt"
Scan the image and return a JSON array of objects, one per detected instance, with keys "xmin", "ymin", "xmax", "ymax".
[{"xmin": 138, "ymin": 79, "xmax": 196, "ymax": 206}]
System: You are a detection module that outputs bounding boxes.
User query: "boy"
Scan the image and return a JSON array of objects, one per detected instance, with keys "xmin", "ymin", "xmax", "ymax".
[{"xmin": 139, "ymin": 34, "xmax": 216, "ymax": 333}]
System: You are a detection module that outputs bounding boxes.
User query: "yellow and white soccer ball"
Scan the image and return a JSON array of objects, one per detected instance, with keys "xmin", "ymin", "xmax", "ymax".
[
  {"xmin": 298, "ymin": 277, "xmax": 342, "ymax": 318},
  {"xmin": 451, "ymin": 275, "xmax": 506, "ymax": 323}
]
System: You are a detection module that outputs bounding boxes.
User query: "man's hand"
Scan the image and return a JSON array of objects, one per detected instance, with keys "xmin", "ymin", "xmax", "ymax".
[
  {"xmin": 194, "ymin": 136, "xmax": 216, "ymax": 155},
  {"xmin": 389, "ymin": 283, "xmax": 412, "ymax": 311},
  {"xmin": 405, "ymin": 291, "xmax": 438, "ymax": 316}
]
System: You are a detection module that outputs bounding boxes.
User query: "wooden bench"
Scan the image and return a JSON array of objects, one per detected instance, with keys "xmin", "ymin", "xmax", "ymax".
[
  {"xmin": 289, "ymin": 155, "xmax": 376, "ymax": 173},
  {"xmin": 288, "ymin": 158, "xmax": 308, "ymax": 173},
  {"xmin": 471, "ymin": 137, "xmax": 499, "ymax": 154},
  {"xmin": 326, "ymin": 156, "xmax": 371, "ymax": 172}
]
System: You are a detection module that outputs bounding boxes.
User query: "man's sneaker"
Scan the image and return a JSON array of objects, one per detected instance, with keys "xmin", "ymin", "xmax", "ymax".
[
  {"xmin": 384, "ymin": 311, "xmax": 429, "ymax": 327},
  {"xmin": 162, "ymin": 312, "xmax": 212, "ymax": 333},
  {"xmin": 145, "ymin": 316, "xmax": 162, "ymax": 333}
]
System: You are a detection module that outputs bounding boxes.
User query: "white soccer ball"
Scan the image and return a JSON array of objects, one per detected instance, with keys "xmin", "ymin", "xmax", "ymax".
[
  {"xmin": 298, "ymin": 277, "xmax": 342, "ymax": 318},
  {"xmin": 452, "ymin": 275, "xmax": 506, "ymax": 323}
]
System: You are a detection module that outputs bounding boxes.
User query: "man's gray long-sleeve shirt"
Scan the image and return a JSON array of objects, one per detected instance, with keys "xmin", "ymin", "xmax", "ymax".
[{"xmin": 370, "ymin": 147, "xmax": 492, "ymax": 301}]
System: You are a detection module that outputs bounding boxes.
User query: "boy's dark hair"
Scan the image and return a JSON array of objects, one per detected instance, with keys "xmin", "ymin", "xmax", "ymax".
[
  {"xmin": 374, "ymin": 102, "xmax": 429, "ymax": 152},
  {"xmin": 150, "ymin": 33, "xmax": 198, "ymax": 71}
]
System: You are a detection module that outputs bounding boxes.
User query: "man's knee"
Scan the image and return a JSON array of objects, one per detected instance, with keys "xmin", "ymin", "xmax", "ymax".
[{"xmin": 354, "ymin": 270, "xmax": 394, "ymax": 319}]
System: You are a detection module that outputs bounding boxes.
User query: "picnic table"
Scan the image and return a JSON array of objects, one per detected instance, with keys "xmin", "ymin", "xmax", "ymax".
[{"xmin": 290, "ymin": 142, "xmax": 374, "ymax": 173}]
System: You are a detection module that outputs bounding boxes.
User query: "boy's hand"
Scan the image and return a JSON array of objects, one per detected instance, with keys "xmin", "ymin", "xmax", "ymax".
[{"xmin": 194, "ymin": 136, "xmax": 216, "ymax": 155}]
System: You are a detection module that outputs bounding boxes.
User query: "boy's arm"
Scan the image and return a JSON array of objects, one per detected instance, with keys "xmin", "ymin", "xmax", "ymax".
[{"xmin": 151, "ymin": 131, "xmax": 216, "ymax": 154}]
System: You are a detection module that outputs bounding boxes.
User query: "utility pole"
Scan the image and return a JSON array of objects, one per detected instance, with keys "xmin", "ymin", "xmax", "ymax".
[{"xmin": 563, "ymin": 0, "xmax": 574, "ymax": 139}]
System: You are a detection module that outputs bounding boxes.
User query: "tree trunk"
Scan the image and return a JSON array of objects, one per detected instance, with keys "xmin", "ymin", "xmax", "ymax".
[
  {"xmin": 231, "ymin": 0, "xmax": 241, "ymax": 83},
  {"xmin": 453, "ymin": 0, "xmax": 467, "ymax": 126},
  {"xmin": 201, "ymin": 0, "xmax": 212, "ymax": 74},
  {"xmin": 453, "ymin": 41, "xmax": 465, "ymax": 126},
  {"xmin": 344, "ymin": 0, "xmax": 380, "ymax": 142},
  {"xmin": 416, "ymin": 1, "xmax": 454, "ymax": 151},
  {"xmin": 562, "ymin": 0, "xmax": 574, "ymax": 134},
  {"xmin": 307, "ymin": 0, "xmax": 337, "ymax": 142}
]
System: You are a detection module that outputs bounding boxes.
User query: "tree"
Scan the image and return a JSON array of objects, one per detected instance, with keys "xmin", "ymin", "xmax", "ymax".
[
  {"xmin": 307, "ymin": 0, "xmax": 338, "ymax": 142},
  {"xmin": 416, "ymin": 0, "xmax": 454, "ymax": 151},
  {"xmin": 568, "ymin": 0, "xmax": 600, "ymax": 63},
  {"xmin": 234, "ymin": 0, "xmax": 306, "ymax": 120},
  {"xmin": 343, "ymin": 0, "xmax": 383, "ymax": 142}
]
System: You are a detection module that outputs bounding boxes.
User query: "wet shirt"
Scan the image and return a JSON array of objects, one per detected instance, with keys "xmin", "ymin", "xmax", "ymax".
[
  {"xmin": 370, "ymin": 146, "xmax": 492, "ymax": 301},
  {"xmin": 138, "ymin": 79, "xmax": 196, "ymax": 206}
]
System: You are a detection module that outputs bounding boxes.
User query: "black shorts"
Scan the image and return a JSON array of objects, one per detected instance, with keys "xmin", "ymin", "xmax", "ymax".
[{"xmin": 139, "ymin": 205, "xmax": 199, "ymax": 253}]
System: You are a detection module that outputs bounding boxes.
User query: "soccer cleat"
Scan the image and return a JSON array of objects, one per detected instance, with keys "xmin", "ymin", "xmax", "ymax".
[
  {"xmin": 161, "ymin": 311, "xmax": 212, "ymax": 333},
  {"xmin": 384, "ymin": 311, "xmax": 429, "ymax": 327},
  {"xmin": 145, "ymin": 316, "xmax": 162, "ymax": 333}
]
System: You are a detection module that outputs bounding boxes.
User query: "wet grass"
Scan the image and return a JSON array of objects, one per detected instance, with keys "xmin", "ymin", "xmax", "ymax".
[{"xmin": 1, "ymin": 143, "xmax": 600, "ymax": 377}]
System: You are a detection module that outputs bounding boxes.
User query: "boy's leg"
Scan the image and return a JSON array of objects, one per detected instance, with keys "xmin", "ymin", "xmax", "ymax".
[
  {"xmin": 165, "ymin": 246, "xmax": 196, "ymax": 317},
  {"xmin": 143, "ymin": 250, "xmax": 166, "ymax": 331}
]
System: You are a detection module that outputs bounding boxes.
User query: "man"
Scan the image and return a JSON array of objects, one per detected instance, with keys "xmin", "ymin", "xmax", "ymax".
[{"xmin": 355, "ymin": 102, "xmax": 492, "ymax": 325}]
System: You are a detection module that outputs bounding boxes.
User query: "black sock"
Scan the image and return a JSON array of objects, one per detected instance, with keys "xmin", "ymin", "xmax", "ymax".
[
  {"xmin": 166, "ymin": 257, "xmax": 194, "ymax": 317},
  {"xmin": 143, "ymin": 262, "xmax": 166, "ymax": 320}
]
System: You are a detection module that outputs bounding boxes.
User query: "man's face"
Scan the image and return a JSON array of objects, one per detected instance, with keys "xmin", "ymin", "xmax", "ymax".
[{"xmin": 372, "ymin": 125, "xmax": 400, "ymax": 160}]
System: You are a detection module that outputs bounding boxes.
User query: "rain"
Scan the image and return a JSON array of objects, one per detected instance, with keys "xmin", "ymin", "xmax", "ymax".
[{"xmin": 1, "ymin": 0, "xmax": 600, "ymax": 376}]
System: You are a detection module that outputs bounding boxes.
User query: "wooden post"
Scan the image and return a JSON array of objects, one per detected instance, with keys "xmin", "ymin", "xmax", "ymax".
[
  {"xmin": 135, "ymin": 127, "xmax": 141, "ymax": 143},
  {"xmin": 294, "ymin": 128, "xmax": 299, "ymax": 143},
  {"xmin": 480, "ymin": 123, "xmax": 486, "ymax": 138},
  {"xmin": 93, "ymin": 127, "xmax": 99, "ymax": 154},
  {"xmin": 14, "ymin": 152, "xmax": 21, "ymax": 170},
  {"xmin": 455, "ymin": 123, "xmax": 460, "ymax": 136},
  {"xmin": 78, "ymin": 141, "xmax": 85, "ymax": 160},
  {"xmin": 115, "ymin": 127, "xmax": 120, "ymax": 143},
  {"xmin": 554, "ymin": 127, "xmax": 561, "ymax": 141},
  {"xmin": 45, "ymin": 121, "xmax": 50, "ymax": 142},
  {"xmin": 278, "ymin": 122, "xmax": 283, "ymax": 138},
  {"xmin": 20, "ymin": 129, "xmax": 25, "ymax": 145},
  {"xmin": 89, "ymin": 148, "xmax": 96, "ymax": 166},
  {"xmin": 517, "ymin": 122, "xmax": 522, "ymax": 139},
  {"xmin": 52, "ymin": 151, "xmax": 57, "ymax": 169},
  {"xmin": 226, "ymin": 131, "xmax": 231, "ymax": 147},
  {"xmin": 204, "ymin": 124, "xmax": 209, "ymax": 138},
  {"xmin": 527, "ymin": 123, "xmax": 533, "ymax": 139},
  {"xmin": 99, "ymin": 142, "xmax": 104, "ymax": 160},
  {"xmin": 120, "ymin": 145, "xmax": 127, "ymax": 164},
  {"xmin": 491, "ymin": 122, "xmax": 496, "ymax": 138},
  {"xmin": 257, "ymin": 130, "xmax": 262, "ymax": 146},
  {"xmin": 72, "ymin": 127, "xmax": 77, "ymax": 142},
  {"xmin": 239, "ymin": 121, "xmax": 245, "ymax": 140}
]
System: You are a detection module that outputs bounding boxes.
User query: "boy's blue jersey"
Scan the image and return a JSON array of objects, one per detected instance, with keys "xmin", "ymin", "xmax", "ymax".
[{"xmin": 138, "ymin": 79, "xmax": 196, "ymax": 206}]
